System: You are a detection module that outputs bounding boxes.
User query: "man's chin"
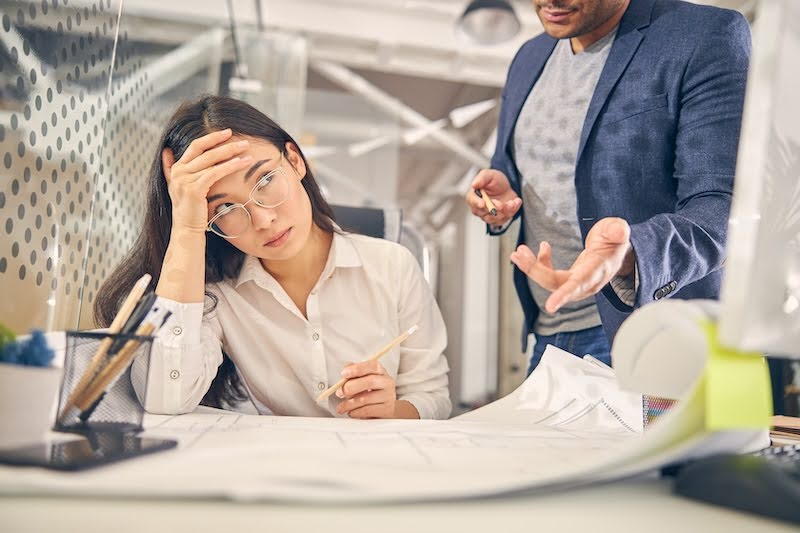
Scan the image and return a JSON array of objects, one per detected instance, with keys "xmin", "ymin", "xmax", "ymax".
[{"xmin": 540, "ymin": 22, "xmax": 578, "ymax": 39}]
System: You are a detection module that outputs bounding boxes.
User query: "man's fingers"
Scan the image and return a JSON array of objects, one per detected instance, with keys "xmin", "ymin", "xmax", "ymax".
[
  {"xmin": 544, "ymin": 254, "xmax": 608, "ymax": 312},
  {"xmin": 510, "ymin": 244, "xmax": 537, "ymax": 270},
  {"xmin": 177, "ymin": 129, "xmax": 233, "ymax": 164},
  {"xmin": 537, "ymin": 241, "xmax": 553, "ymax": 270},
  {"xmin": 479, "ymin": 198, "xmax": 516, "ymax": 225},
  {"xmin": 510, "ymin": 245, "xmax": 563, "ymax": 290},
  {"xmin": 470, "ymin": 169, "xmax": 491, "ymax": 190},
  {"xmin": 499, "ymin": 197, "xmax": 522, "ymax": 216},
  {"xmin": 481, "ymin": 212, "xmax": 512, "ymax": 226},
  {"xmin": 599, "ymin": 217, "xmax": 630, "ymax": 244},
  {"xmin": 546, "ymin": 278, "xmax": 583, "ymax": 314},
  {"xmin": 466, "ymin": 189, "xmax": 486, "ymax": 215},
  {"xmin": 470, "ymin": 169, "xmax": 513, "ymax": 198}
]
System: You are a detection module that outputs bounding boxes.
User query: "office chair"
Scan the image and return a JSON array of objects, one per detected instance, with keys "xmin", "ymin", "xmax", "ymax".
[
  {"xmin": 330, "ymin": 204, "xmax": 403, "ymax": 243},
  {"xmin": 329, "ymin": 204, "xmax": 436, "ymax": 291}
]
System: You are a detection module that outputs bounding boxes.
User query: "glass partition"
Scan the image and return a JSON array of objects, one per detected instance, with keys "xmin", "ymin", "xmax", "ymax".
[
  {"xmin": 1, "ymin": 0, "xmax": 122, "ymax": 332},
  {"xmin": 1, "ymin": 0, "xmax": 421, "ymax": 334},
  {"xmin": 0, "ymin": 0, "xmax": 225, "ymax": 332}
]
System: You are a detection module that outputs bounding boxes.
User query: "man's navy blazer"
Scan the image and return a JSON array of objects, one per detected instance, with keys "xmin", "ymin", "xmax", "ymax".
[{"xmin": 490, "ymin": 0, "xmax": 751, "ymax": 349}]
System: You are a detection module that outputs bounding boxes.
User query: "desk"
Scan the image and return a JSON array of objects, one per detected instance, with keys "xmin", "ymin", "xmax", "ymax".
[{"xmin": 0, "ymin": 477, "xmax": 794, "ymax": 533}]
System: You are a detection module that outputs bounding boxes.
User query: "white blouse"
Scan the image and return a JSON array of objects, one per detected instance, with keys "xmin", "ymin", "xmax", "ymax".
[{"xmin": 132, "ymin": 232, "xmax": 452, "ymax": 419}]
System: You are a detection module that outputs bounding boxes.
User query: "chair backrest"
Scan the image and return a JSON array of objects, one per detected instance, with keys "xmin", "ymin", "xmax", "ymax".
[
  {"xmin": 329, "ymin": 204, "xmax": 437, "ymax": 292},
  {"xmin": 330, "ymin": 204, "xmax": 403, "ymax": 243}
]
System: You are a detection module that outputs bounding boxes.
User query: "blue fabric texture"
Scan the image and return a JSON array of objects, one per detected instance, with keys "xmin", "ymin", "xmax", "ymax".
[
  {"xmin": 528, "ymin": 325, "xmax": 612, "ymax": 376},
  {"xmin": 489, "ymin": 0, "xmax": 751, "ymax": 350}
]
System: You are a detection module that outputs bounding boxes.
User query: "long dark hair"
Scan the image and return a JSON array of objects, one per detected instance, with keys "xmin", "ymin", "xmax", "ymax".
[{"xmin": 94, "ymin": 95, "xmax": 337, "ymax": 408}]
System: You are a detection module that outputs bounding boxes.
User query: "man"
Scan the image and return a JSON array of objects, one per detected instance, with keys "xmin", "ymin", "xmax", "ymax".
[{"xmin": 466, "ymin": 0, "xmax": 751, "ymax": 372}]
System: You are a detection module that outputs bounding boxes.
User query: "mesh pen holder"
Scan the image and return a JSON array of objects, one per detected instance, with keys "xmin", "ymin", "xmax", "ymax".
[{"xmin": 55, "ymin": 331, "xmax": 153, "ymax": 435}]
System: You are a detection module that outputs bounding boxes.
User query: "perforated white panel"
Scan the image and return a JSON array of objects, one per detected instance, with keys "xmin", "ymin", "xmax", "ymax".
[
  {"xmin": 1, "ymin": 0, "xmax": 119, "ymax": 332},
  {"xmin": 0, "ymin": 0, "xmax": 221, "ymax": 332}
]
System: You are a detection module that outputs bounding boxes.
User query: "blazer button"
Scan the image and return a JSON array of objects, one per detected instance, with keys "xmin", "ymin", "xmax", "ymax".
[
  {"xmin": 669, "ymin": 281, "xmax": 677, "ymax": 291},
  {"xmin": 654, "ymin": 288, "xmax": 664, "ymax": 300}
]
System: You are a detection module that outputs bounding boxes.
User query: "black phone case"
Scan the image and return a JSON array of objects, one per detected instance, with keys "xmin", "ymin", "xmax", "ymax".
[{"xmin": 0, "ymin": 433, "xmax": 177, "ymax": 471}]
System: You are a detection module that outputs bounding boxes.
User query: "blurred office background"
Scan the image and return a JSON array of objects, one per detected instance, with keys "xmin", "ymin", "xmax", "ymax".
[{"xmin": 2, "ymin": 0, "xmax": 793, "ymax": 414}]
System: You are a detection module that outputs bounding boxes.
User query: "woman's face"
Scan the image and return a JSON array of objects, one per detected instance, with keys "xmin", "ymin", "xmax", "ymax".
[{"xmin": 205, "ymin": 137, "xmax": 313, "ymax": 263}]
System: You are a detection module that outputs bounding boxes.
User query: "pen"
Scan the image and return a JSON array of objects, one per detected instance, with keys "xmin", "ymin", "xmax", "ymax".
[
  {"xmin": 74, "ymin": 308, "xmax": 172, "ymax": 421},
  {"xmin": 57, "ymin": 274, "xmax": 152, "ymax": 423},
  {"xmin": 106, "ymin": 291, "xmax": 157, "ymax": 356},
  {"xmin": 474, "ymin": 188, "xmax": 498, "ymax": 217},
  {"xmin": 315, "ymin": 324, "xmax": 419, "ymax": 404}
]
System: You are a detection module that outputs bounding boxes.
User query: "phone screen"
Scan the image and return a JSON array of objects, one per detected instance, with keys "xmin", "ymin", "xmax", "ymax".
[{"xmin": 0, "ymin": 433, "xmax": 177, "ymax": 471}]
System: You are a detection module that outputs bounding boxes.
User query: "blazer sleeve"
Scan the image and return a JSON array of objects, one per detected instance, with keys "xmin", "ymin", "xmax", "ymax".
[{"xmin": 611, "ymin": 12, "xmax": 751, "ymax": 309}]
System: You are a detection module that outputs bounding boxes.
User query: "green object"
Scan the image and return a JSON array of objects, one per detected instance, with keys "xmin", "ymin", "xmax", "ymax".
[
  {"xmin": 700, "ymin": 321, "xmax": 772, "ymax": 430},
  {"xmin": 0, "ymin": 323, "xmax": 15, "ymax": 350}
]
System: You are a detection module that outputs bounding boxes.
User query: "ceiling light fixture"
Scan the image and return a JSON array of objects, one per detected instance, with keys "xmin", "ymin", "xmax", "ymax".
[{"xmin": 456, "ymin": 0, "xmax": 521, "ymax": 45}]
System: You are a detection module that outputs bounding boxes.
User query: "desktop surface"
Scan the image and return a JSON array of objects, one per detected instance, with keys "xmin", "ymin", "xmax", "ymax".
[{"xmin": 1, "ymin": 476, "xmax": 796, "ymax": 533}]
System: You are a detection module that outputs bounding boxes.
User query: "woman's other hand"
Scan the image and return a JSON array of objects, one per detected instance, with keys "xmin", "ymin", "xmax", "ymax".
[{"xmin": 335, "ymin": 360, "xmax": 419, "ymax": 419}]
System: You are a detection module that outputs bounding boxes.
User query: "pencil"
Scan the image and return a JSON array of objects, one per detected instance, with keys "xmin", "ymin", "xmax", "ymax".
[
  {"xmin": 74, "ymin": 321, "xmax": 156, "ymax": 414},
  {"xmin": 57, "ymin": 273, "xmax": 151, "ymax": 422},
  {"xmin": 474, "ymin": 188, "xmax": 497, "ymax": 216},
  {"xmin": 315, "ymin": 324, "xmax": 419, "ymax": 404}
]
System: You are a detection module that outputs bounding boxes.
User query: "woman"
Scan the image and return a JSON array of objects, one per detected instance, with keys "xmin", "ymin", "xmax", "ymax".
[{"xmin": 95, "ymin": 95, "xmax": 451, "ymax": 420}]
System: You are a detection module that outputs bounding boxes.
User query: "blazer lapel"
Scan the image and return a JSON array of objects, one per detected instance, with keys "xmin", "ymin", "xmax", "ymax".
[
  {"xmin": 576, "ymin": 0, "xmax": 656, "ymax": 163},
  {"xmin": 501, "ymin": 37, "xmax": 557, "ymax": 162}
]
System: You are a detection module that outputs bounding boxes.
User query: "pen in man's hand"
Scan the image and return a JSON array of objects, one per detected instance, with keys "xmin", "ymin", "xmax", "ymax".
[{"xmin": 474, "ymin": 188, "xmax": 498, "ymax": 217}]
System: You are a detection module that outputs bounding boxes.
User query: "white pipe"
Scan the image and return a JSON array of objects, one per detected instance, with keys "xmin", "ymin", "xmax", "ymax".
[
  {"xmin": 410, "ymin": 126, "xmax": 498, "ymax": 226},
  {"xmin": 311, "ymin": 59, "xmax": 490, "ymax": 169}
]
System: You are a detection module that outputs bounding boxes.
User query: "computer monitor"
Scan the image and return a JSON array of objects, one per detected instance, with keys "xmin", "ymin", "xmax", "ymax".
[{"xmin": 718, "ymin": 0, "xmax": 800, "ymax": 359}]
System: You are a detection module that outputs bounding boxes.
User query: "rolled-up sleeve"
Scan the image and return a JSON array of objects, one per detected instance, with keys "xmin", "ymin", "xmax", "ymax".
[
  {"xmin": 131, "ymin": 296, "xmax": 223, "ymax": 414},
  {"xmin": 393, "ymin": 248, "xmax": 452, "ymax": 420}
]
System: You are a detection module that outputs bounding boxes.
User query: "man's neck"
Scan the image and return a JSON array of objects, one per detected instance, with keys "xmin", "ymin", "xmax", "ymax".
[{"xmin": 570, "ymin": 0, "xmax": 629, "ymax": 53}]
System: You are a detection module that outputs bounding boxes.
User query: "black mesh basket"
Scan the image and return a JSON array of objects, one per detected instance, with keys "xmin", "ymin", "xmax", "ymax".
[{"xmin": 55, "ymin": 331, "xmax": 153, "ymax": 435}]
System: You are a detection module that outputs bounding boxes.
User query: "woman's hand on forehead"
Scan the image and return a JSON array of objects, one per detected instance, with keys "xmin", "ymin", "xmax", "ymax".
[{"xmin": 161, "ymin": 129, "xmax": 255, "ymax": 233}]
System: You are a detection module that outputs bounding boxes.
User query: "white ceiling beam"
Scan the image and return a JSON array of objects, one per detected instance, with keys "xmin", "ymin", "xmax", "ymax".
[
  {"xmin": 119, "ymin": 0, "xmax": 539, "ymax": 87},
  {"xmin": 15, "ymin": 0, "xmax": 760, "ymax": 87},
  {"xmin": 312, "ymin": 59, "xmax": 489, "ymax": 168}
]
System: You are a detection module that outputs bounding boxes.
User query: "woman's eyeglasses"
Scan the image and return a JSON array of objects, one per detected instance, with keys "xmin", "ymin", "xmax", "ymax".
[{"xmin": 206, "ymin": 153, "xmax": 289, "ymax": 239}]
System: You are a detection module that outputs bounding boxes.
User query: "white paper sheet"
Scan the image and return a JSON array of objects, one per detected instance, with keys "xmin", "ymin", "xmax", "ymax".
[
  {"xmin": 0, "ymin": 341, "xmax": 765, "ymax": 503},
  {"xmin": 458, "ymin": 346, "xmax": 643, "ymax": 434}
]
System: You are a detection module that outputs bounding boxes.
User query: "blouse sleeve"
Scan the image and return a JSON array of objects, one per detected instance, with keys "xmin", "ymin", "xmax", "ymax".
[
  {"xmin": 130, "ymin": 296, "xmax": 223, "ymax": 414},
  {"xmin": 392, "ymin": 247, "xmax": 452, "ymax": 419}
]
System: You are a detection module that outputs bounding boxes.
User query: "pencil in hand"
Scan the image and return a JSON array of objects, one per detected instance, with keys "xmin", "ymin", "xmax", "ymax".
[
  {"xmin": 474, "ymin": 188, "xmax": 498, "ymax": 217},
  {"xmin": 315, "ymin": 325, "xmax": 419, "ymax": 404}
]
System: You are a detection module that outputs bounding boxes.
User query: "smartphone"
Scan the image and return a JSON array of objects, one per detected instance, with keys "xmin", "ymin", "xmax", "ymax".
[{"xmin": 0, "ymin": 433, "xmax": 177, "ymax": 471}]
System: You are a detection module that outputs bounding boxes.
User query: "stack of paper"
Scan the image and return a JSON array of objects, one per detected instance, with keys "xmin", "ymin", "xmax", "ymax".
[{"xmin": 771, "ymin": 416, "xmax": 800, "ymax": 446}]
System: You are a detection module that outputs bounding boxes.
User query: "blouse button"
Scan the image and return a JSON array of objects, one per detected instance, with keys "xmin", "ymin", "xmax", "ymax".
[
  {"xmin": 312, "ymin": 332, "xmax": 320, "ymax": 341},
  {"xmin": 169, "ymin": 370, "xmax": 180, "ymax": 380},
  {"xmin": 172, "ymin": 326, "xmax": 183, "ymax": 336},
  {"xmin": 317, "ymin": 382, "xmax": 325, "ymax": 391}
]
